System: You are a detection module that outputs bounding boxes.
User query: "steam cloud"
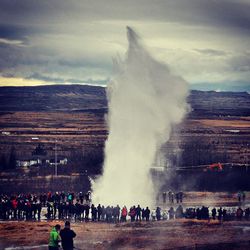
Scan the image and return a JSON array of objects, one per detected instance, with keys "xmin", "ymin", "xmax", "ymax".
[{"xmin": 92, "ymin": 27, "xmax": 189, "ymax": 207}]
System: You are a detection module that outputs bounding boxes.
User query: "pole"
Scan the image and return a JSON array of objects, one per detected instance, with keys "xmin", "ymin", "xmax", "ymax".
[{"xmin": 55, "ymin": 139, "xmax": 57, "ymax": 177}]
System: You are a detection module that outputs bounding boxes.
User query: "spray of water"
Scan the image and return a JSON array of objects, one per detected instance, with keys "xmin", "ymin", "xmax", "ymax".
[{"xmin": 92, "ymin": 27, "xmax": 189, "ymax": 207}]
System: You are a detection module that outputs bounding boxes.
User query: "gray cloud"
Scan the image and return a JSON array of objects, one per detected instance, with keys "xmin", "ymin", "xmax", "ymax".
[
  {"xmin": 230, "ymin": 52, "xmax": 250, "ymax": 72},
  {"xmin": 194, "ymin": 49, "xmax": 228, "ymax": 57},
  {"xmin": 0, "ymin": 0, "xmax": 249, "ymax": 89},
  {"xmin": 1, "ymin": 0, "xmax": 250, "ymax": 31}
]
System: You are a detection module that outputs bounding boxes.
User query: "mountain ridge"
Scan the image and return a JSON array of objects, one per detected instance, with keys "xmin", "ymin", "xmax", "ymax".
[{"xmin": 0, "ymin": 84, "xmax": 249, "ymax": 117}]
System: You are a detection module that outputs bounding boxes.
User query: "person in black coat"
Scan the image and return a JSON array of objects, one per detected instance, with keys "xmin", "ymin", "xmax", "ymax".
[
  {"xmin": 60, "ymin": 221, "xmax": 76, "ymax": 250},
  {"xmin": 144, "ymin": 207, "xmax": 150, "ymax": 221}
]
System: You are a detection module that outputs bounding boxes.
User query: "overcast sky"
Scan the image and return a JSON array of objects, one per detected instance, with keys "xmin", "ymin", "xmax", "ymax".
[{"xmin": 0, "ymin": 0, "xmax": 250, "ymax": 91}]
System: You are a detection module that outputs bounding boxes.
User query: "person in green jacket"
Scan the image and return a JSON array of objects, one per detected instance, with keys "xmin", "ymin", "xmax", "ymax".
[{"xmin": 48, "ymin": 224, "xmax": 61, "ymax": 250}]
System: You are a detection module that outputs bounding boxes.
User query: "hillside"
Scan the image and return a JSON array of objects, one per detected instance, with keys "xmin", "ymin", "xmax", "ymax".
[
  {"xmin": 189, "ymin": 90, "xmax": 250, "ymax": 117},
  {"xmin": 0, "ymin": 85, "xmax": 249, "ymax": 117},
  {"xmin": 0, "ymin": 85, "xmax": 107, "ymax": 112}
]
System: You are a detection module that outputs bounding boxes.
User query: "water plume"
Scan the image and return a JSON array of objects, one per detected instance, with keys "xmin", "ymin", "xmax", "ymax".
[{"xmin": 92, "ymin": 27, "xmax": 189, "ymax": 207}]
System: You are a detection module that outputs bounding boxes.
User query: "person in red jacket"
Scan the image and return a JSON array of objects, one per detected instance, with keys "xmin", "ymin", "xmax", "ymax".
[
  {"xmin": 121, "ymin": 206, "xmax": 128, "ymax": 222},
  {"xmin": 11, "ymin": 198, "xmax": 18, "ymax": 219}
]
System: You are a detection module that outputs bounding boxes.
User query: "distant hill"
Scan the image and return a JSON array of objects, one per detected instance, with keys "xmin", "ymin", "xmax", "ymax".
[
  {"xmin": 0, "ymin": 85, "xmax": 249, "ymax": 117},
  {"xmin": 189, "ymin": 90, "xmax": 250, "ymax": 117},
  {"xmin": 0, "ymin": 85, "xmax": 107, "ymax": 112}
]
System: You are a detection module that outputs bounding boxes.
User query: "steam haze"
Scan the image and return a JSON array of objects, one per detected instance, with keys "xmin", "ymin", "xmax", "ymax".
[{"xmin": 92, "ymin": 27, "xmax": 189, "ymax": 206}]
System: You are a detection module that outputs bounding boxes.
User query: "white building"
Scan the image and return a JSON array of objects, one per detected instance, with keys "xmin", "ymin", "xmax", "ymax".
[{"xmin": 17, "ymin": 157, "xmax": 67, "ymax": 167}]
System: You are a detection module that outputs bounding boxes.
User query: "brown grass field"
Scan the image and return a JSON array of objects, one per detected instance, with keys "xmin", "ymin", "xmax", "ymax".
[
  {"xmin": 1, "ymin": 219, "xmax": 250, "ymax": 250},
  {"xmin": 0, "ymin": 111, "xmax": 249, "ymax": 164}
]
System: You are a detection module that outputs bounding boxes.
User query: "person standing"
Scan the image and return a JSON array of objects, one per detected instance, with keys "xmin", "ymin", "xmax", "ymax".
[
  {"xmin": 168, "ymin": 207, "xmax": 175, "ymax": 220},
  {"xmin": 212, "ymin": 208, "xmax": 216, "ymax": 220},
  {"xmin": 179, "ymin": 191, "xmax": 183, "ymax": 203},
  {"xmin": 91, "ymin": 204, "xmax": 97, "ymax": 221},
  {"xmin": 242, "ymin": 191, "xmax": 246, "ymax": 202},
  {"xmin": 237, "ymin": 191, "xmax": 242, "ymax": 202},
  {"xmin": 156, "ymin": 207, "xmax": 161, "ymax": 220},
  {"xmin": 136, "ymin": 205, "xmax": 142, "ymax": 221},
  {"xmin": 175, "ymin": 193, "xmax": 180, "ymax": 203},
  {"xmin": 121, "ymin": 206, "xmax": 128, "ymax": 222},
  {"xmin": 129, "ymin": 206, "xmax": 136, "ymax": 222},
  {"xmin": 168, "ymin": 191, "xmax": 172, "ymax": 203},
  {"xmin": 162, "ymin": 192, "xmax": 167, "ymax": 203},
  {"xmin": 97, "ymin": 204, "xmax": 102, "ymax": 221},
  {"xmin": 218, "ymin": 207, "xmax": 223, "ymax": 221},
  {"xmin": 37, "ymin": 200, "xmax": 42, "ymax": 221},
  {"xmin": 145, "ymin": 207, "xmax": 150, "ymax": 221},
  {"xmin": 60, "ymin": 221, "xmax": 76, "ymax": 250},
  {"xmin": 48, "ymin": 224, "xmax": 61, "ymax": 250},
  {"xmin": 236, "ymin": 207, "xmax": 243, "ymax": 220}
]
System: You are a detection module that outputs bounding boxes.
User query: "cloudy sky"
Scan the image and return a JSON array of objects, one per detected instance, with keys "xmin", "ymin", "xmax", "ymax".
[{"xmin": 0, "ymin": 0, "xmax": 250, "ymax": 91}]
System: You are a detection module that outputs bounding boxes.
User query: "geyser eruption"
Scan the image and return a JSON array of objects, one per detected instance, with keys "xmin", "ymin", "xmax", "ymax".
[{"xmin": 92, "ymin": 27, "xmax": 189, "ymax": 207}]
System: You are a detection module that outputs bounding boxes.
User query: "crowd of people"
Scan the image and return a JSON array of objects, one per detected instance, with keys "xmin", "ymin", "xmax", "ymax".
[
  {"xmin": 0, "ymin": 191, "xmax": 91, "ymax": 221},
  {"xmin": 237, "ymin": 191, "xmax": 246, "ymax": 202},
  {"xmin": 0, "ymin": 191, "xmax": 249, "ymax": 223},
  {"xmin": 182, "ymin": 206, "xmax": 249, "ymax": 221},
  {"xmin": 0, "ymin": 193, "xmax": 42, "ymax": 220},
  {"xmin": 161, "ymin": 191, "xmax": 184, "ymax": 204}
]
